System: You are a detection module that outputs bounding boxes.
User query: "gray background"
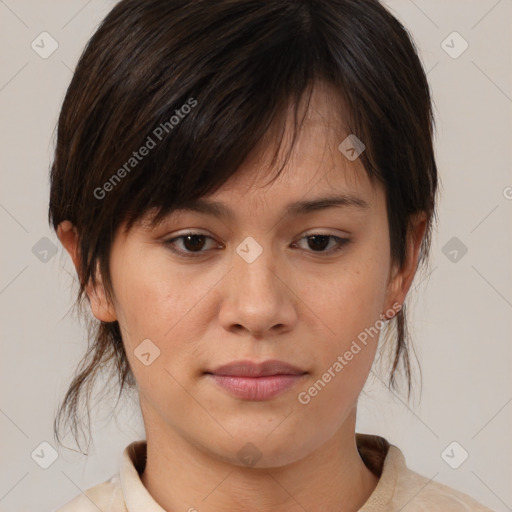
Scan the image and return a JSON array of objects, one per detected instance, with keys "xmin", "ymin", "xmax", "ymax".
[{"xmin": 0, "ymin": 0, "xmax": 511, "ymax": 511}]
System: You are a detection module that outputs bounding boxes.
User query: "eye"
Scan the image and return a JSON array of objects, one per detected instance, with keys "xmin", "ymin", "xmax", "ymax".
[
  {"xmin": 163, "ymin": 232, "xmax": 221, "ymax": 257},
  {"xmin": 163, "ymin": 232, "xmax": 351, "ymax": 258},
  {"xmin": 292, "ymin": 233, "xmax": 351, "ymax": 254}
]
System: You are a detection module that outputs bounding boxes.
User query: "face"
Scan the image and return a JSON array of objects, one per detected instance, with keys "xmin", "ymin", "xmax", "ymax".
[{"xmin": 60, "ymin": 84, "xmax": 423, "ymax": 468}]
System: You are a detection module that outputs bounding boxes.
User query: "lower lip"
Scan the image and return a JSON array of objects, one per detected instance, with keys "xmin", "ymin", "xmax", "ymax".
[{"xmin": 207, "ymin": 374, "xmax": 306, "ymax": 401}]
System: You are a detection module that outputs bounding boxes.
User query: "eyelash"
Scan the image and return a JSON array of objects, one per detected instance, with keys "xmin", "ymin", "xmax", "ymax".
[{"xmin": 163, "ymin": 232, "xmax": 351, "ymax": 258}]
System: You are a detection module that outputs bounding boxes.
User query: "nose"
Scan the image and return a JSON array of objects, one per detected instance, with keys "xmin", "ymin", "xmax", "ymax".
[{"xmin": 217, "ymin": 241, "xmax": 298, "ymax": 338}]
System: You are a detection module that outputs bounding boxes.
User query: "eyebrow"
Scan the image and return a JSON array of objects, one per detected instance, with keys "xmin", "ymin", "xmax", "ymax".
[{"xmin": 172, "ymin": 194, "xmax": 370, "ymax": 220}]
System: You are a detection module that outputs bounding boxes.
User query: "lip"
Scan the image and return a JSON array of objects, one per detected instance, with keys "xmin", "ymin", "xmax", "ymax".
[
  {"xmin": 208, "ymin": 359, "xmax": 306, "ymax": 377},
  {"xmin": 205, "ymin": 359, "xmax": 307, "ymax": 401}
]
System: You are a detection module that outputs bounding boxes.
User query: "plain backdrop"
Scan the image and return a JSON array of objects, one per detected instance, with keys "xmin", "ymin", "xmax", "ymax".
[{"xmin": 0, "ymin": 1, "xmax": 511, "ymax": 511}]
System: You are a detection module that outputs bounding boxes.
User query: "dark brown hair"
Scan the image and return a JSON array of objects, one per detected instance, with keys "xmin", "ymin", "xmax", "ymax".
[{"xmin": 49, "ymin": 0, "xmax": 438, "ymax": 452}]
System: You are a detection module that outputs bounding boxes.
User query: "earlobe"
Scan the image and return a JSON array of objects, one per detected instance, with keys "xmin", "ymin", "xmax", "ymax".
[
  {"xmin": 87, "ymin": 279, "xmax": 118, "ymax": 323},
  {"xmin": 384, "ymin": 212, "xmax": 428, "ymax": 314},
  {"xmin": 57, "ymin": 220, "xmax": 117, "ymax": 323}
]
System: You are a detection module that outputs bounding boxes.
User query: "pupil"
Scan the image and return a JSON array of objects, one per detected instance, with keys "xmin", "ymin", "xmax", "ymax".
[
  {"xmin": 184, "ymin": 235, "xmax": 205, "ymax": 251},
  {"xmin": 308, "ymin": 235, "xmax": 329, "ymax": 251}
]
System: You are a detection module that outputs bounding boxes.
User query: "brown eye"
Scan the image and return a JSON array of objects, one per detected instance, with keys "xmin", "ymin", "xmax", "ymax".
[
  {"xmin": 164, "ymin": 232, "xmax": 220, "ymax": 257},
  {"xmin": 306, "ymin": 235, "xmax": 330, "ymax": 251},
  {"xmin": 182, "ymin": 234, "xmax": 207, "ymax": 252},
  {"xmin": 293, "ymin": 234, "xmax": 351, "ymax": 254}
]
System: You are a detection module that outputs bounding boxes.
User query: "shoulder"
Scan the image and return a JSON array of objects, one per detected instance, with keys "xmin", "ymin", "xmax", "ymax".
[
  {"xmin": 389, "ymin": 446, "xmax": 494, "ymax": 511},
  {"xmin": 53, "ymin": 474, "xmax": 126, "ymax": 512},
  {"xmin": 355, "ymin": 434, "xmax": 494, "ymax": 512},
  {"xmin": 52, "ymin": 439, "xmax": 149, "ymax": 512}
]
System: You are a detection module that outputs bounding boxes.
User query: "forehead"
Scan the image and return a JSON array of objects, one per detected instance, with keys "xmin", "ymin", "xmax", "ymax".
[
  {"xmin": 203, "ymin": 84, "xmax": 376, "ymax": 209},
  {"xmin": 136, "ymin": 81, "xmax": 382, "ymax": 230}
]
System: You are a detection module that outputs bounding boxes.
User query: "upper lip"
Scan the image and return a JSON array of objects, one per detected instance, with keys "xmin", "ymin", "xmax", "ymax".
[{"xmin": 207, "ymin": 359, "xmax": 307, "ymax": 377}]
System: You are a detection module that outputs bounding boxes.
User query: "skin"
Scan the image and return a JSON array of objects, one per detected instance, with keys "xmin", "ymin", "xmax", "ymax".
[{"xmin": 58, "ymin": 83, "xmax": 426, "ymax": 512}]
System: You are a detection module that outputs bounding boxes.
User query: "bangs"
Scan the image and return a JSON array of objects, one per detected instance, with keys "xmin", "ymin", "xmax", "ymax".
[
  {"xmin": 53, "ymin": 0, "xmax": 381, "ymax": 239},
  {"xmin": 120, "ymin": 80, "xmax": 321, "ymax": 235}
]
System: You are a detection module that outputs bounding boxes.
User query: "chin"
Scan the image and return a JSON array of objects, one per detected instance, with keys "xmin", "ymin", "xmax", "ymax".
[{"xmin": 205, "ymin": 427, "xmax": 319, "ymax": 469}]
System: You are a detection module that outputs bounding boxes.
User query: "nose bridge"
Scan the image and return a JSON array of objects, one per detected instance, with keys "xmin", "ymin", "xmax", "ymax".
[
  {"xmin": 232, "ymin": 235, "xmax": 279, "ymax": 298},
  {"xmin": 218, "ymin": 234, "xmax": 297, "ymax": 335}
]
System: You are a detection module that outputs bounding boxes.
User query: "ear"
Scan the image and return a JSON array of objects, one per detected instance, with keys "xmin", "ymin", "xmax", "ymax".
[
  {"xmin": 383, "ymin": 212, "xmax": 428, "ymax": 315},
  {"xmin": 57, "ymin": 220, "xmax": 117, "ymax": 323}
]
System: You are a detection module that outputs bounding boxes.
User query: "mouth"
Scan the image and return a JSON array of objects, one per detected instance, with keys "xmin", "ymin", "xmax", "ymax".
[{"xmin": 204, "ymin": 359, "xmax": 308, "ymax": 401}]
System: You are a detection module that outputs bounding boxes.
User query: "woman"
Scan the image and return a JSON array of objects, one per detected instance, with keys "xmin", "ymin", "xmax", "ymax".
[{"xmin": 49, "ymin": 0, "xmax": 493, "ymax": 510}]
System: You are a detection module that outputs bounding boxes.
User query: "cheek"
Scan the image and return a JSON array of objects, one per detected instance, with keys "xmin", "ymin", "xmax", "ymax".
[
  {"xmin": 111, "ymin": 269, "xmax": 195, "ymax": 396},
  {"xmin": 111, "ymin": 266, "xmax": 165, "ymax": 336},
  {"xmin": 292, "ymin": 237, "xmax": 390, "ymax": 382},
  {"xmin": 293, "ymin": 270, "xmax": 384, "ymax": 423},
  {"xmin": 110, "ymin": 253, "xmax": 221, "ymax": 375},
  {"xmin": 111, "ymin": 251, "xmax": 189, "ymax": 332},
  {"xmin": 298, "ymin": 257, "xmax": 388, "ymax": 342}
]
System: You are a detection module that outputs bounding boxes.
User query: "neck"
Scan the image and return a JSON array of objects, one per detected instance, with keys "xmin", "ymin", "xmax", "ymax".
[{"xmin": 140, "ymin": 407, "xmax": 379, "ymax": 512}]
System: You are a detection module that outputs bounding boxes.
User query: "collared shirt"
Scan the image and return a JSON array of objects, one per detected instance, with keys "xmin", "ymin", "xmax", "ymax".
[{"xmin": 54, "ymin": 433, "xmax": 494, "ymax": 511}]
